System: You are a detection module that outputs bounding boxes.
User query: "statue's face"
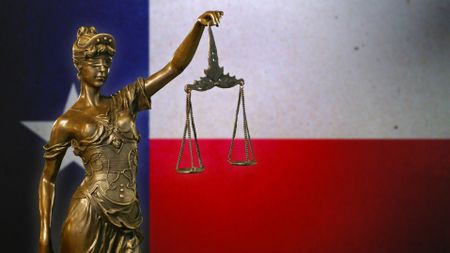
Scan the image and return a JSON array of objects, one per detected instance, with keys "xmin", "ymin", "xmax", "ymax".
[{"xmin": 79, "ymin": 55, "xmax": 112, "ymax": 88}]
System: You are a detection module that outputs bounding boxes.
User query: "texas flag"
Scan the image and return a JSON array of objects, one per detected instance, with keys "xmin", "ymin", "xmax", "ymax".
[
  {"xmin": 149, "ymin": 1, "xmax": 449, "ymax": 253},
  {"xmin": 5, "ymin": 0, "xmax": 449, "ymax": 253}
]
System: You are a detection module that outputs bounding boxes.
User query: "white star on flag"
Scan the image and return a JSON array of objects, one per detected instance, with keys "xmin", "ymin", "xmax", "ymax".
[{"xmin": 22, "ymin": 84, "xmax": 83, "ymax": 170}]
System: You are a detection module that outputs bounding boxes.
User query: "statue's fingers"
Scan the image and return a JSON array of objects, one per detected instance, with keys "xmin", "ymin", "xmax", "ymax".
[
  {"xmin": 215, "ymin": 11, "xmax": 223, "ymax": 20},
  {"xmin": 215, "ymin": 12, "xmax": 222, "ymax": 24},
  {"xmin": 209, "ymin": 13, "xmax": 219, "ymax": 26},
  {"xmin": 215, "ymin": 13, "xmax": 221, "ymax": 25}
]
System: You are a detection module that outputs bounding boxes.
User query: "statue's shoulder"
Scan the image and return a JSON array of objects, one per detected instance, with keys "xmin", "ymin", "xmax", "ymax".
[
  {"xmin": 55, "ymin": 109, "xmax": 80, "ymax": 128},
  {"xmin": 46, "ymin": 113, "xmax": 76, "ymax": 146},
  {"xmin": 51, "ymin": 107, "xmax": 87, "ymax": 138}
]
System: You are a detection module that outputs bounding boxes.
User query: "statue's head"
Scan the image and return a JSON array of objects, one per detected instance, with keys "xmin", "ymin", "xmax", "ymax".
[{"xmin": 72, "ymin": 26, "xmax": 115, "ymax": 87}]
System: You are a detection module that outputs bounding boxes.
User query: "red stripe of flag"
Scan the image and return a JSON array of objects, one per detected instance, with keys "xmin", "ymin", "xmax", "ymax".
[{"xmin": 150, "ymin": 139, "xmax": 450, "ymax": 253}]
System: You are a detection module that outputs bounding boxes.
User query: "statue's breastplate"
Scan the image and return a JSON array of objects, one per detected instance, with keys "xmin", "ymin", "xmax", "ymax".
[
  {"xmin": 81, "ymin": 141, "xmax": 138, "ymax": 204},
  {"xmin": 69, "ymin": 101, "xmax": 143, "ymax": 204}
]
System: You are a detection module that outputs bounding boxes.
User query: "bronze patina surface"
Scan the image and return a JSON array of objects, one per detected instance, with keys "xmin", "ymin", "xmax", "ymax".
[{"xmin": 38, "ymin": 11, "xmax": 223, "ymax": 253}]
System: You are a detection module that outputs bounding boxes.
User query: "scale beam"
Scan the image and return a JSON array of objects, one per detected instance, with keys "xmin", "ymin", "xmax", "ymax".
[{"xmin": 186, "ymin": 26, "xmax": 243, "ymax": 92}]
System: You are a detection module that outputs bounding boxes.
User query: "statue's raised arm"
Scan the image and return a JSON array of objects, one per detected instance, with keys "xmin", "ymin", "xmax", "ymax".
[{"xmin": 143, "ymin": 11, "xmax": 224, "ymax": 97}]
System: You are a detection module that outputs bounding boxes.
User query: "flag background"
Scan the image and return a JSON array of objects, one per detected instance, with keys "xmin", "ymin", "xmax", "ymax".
[
  {"xmin": 149, "ymin": 1, "xmax": 450, "ymax": 253},
  {"xmin": 0, "ymin": 0, "xmax": 449, "ymax": 253}
]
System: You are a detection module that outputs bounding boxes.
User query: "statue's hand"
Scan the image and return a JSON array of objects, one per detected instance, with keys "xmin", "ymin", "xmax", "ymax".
[{"xmin": 197, "ymin": 11, "xmax": 224, "ymax": 27}]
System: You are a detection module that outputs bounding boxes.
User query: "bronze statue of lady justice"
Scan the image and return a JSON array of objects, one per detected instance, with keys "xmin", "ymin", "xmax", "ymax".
[{"xmin": 38, "ymin": 11, "xmax": 223, "ymax": 253}]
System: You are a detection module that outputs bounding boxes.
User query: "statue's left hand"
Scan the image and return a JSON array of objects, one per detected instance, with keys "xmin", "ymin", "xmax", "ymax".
[{"xmin": 197, "ymin": 11, "xmax": 224, "ymax": 26}]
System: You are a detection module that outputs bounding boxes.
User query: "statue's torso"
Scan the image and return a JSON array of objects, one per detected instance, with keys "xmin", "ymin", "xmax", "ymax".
[
  {"xmin": 70, "ymin": 101, "xmax": 141, "ymax": 205},
  {"xmin": 44, "ymin": 79, "xmax": 151, "ymax": 229}
]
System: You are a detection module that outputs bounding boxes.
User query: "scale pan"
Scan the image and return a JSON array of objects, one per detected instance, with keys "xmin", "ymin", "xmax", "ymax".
[
  {"xmin": 176, "ymin": 166, "xmax": 205, "ymax": 174},
  {"xmin": 228, "ymin": 160, "xmax": 257, "ymax": 166}
]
